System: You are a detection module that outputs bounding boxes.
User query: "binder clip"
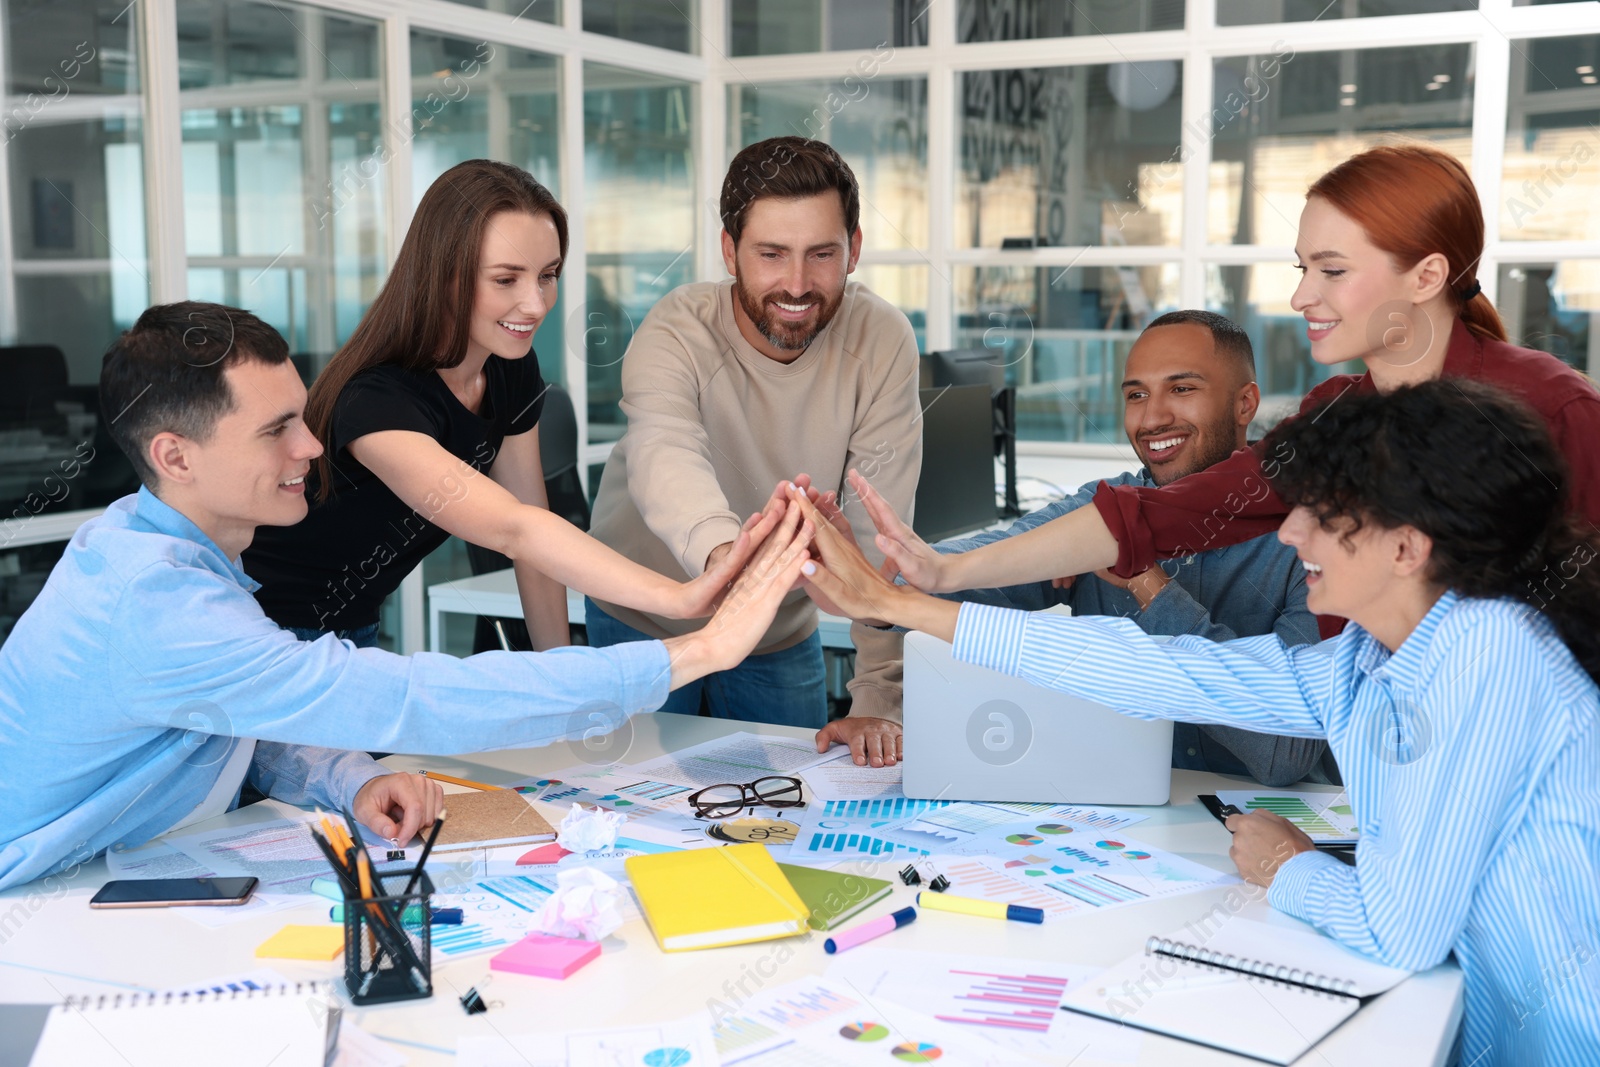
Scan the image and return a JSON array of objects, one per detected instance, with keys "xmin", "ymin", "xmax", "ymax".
[
  {"xmin": 898, "ymin": 864, "xmax": 922, "ymax": 886},
  {"xmin": 927, "ymin": 874, "xmax": 950, "ymax": 893},
  {"xmin": 459, "ymin": 985, "xmax": 489, "ymax": 1015},
  {"xmin": 386, "ymin": 849, "xmax": 406, "ymax": 862}
]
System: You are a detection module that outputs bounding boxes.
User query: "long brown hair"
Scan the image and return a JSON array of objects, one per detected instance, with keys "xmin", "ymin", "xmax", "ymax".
[
  {"xmin": 1308, "ymin": 144, "xmax": 1507, "ymax": 344},
  {"xmin": 307, "ymin": 159, "xmax": 568, "ymax": 498}
]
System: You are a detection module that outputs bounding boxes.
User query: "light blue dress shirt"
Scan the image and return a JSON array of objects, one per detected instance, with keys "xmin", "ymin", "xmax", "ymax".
[
  {"xmin": 953, "ymin": 592, "xmax": 1600, "ymax": 1066},
  {"xmin": 0, "ymin": 489, "xmax": 670, "ymax": 892}
]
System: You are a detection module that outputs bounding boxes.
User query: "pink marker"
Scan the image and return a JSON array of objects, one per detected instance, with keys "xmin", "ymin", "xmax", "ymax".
[{"xmin": 824, "ymin": 906, "xmax": 917, "ymax": 954}]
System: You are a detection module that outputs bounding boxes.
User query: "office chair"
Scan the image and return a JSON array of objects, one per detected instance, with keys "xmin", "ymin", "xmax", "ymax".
[
  {"xmin": 0, "ymin": 345, "xmax": 69, "ymax": 432},
  {"xmin": 466, "ymin": 384, "xmax": 588, "ymax": 652}
]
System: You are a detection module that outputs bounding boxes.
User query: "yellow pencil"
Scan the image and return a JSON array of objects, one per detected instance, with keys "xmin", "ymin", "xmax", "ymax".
[{"xmin": 420, "ymin": 769, "xmax": 506, "ymax": 792}]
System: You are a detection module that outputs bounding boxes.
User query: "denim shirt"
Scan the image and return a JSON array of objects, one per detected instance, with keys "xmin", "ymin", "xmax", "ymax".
[
  {"xmin": 936, "ymin": 470, "xmax": 1324, "ymax": 785},
  {"xmin": 0, "ymin": 489, "xmax": 670, "ymax": 891}
]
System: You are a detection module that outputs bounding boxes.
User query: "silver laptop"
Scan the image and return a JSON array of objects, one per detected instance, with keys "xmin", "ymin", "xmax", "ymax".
[{"xmin": 901, "ymin": 629, "xmax": 1174, "ymax": 806}]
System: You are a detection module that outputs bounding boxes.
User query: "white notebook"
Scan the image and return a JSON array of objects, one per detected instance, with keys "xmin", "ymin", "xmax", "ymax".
[
  {"xmin": 18, "ymin": 981, "xmax": 340, "ymax": 1067},
  {"xmin": 1061, "ymin": 918, "xmax": 1411, "ymax": 1065}
]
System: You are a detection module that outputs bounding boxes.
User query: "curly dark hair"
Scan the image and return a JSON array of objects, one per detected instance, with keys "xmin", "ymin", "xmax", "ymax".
[{"xmin": 1263, "ymin": 379, "xmax": 1600, "ymax": 684}]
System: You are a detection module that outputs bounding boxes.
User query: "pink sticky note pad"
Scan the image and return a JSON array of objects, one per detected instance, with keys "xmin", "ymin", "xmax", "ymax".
[
  {"xmin": 490, "ymin": 934, "xmax": 601, "ymax": 979},
  {"xmin": 517, "ymin": 843, "xmax": 572, "ymax": 866}
]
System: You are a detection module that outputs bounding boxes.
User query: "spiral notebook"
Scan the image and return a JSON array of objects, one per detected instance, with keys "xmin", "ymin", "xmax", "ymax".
[
  {"xmin": 11, "ymin": 981, "xmax": 340, "ymax": 1067},
  {"xmin": 1060, "ymin": 917, "xmax": 1411, "ymax": 1065}
]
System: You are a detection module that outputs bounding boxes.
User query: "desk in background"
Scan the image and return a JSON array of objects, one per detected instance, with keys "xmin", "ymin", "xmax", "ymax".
[{"xmin": 0, "ymin": 713, "xmax": 1463, "ymax": 1066}]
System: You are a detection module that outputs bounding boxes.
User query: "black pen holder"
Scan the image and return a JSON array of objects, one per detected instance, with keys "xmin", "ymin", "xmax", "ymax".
[{"xmin": 342, "ymin": 870, "xmax": 433, "ymax": 1006}]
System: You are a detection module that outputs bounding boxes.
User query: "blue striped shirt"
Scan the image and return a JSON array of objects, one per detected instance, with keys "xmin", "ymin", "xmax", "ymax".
[{"xmin": 953, "ymin": 592, "xmax": 1600, "ymax": 1066}]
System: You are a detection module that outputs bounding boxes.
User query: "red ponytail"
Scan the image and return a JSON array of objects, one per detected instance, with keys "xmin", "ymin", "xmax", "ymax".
[{"xmin": 1308, "ymin": 144, "xmax": 1507, "ymax": 343}]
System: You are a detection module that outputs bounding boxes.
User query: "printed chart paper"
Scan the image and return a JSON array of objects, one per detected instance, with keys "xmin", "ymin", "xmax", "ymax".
[
  {"xmin": 1215, "ymin": 789, "xmax": 1359, "ymax": 843},
  {"xmin": 711, "ymin": 976, "xmax": 1002, "ymax": 1066},
  {"xmin": 803, "ymin": 753, "xmax": 905, "ymax": 801},
  {"xmin": 826, "ymin": 948, "xmax": 1140, "ymax": 1062},
  {"xmin": 979, "ymin": 831, "xmax": 1236, "ymax": 912},
  {"xmin": 630, "ymin": 732, "xmax": 838, "ymax": 788},
  {"xmin": 885, "ymin": 802, "xmax": 1148, "ymax": 854},
  {"xmin": 426, "ymin": 874, "xmax": 558, "ymax": 959},
  {"xmin": 458, "ymin": 1018, "xmax": 718, "ymax": 1067}
]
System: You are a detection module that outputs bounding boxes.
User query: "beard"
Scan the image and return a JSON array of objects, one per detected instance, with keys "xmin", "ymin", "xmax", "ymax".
[
  {"xmin": 734, "ymin": 273, "xmax": 846, "ymax": 352},
  {"xmin": 1142, "ymin": 408, "xmax": 1243, "ymax": 486}
]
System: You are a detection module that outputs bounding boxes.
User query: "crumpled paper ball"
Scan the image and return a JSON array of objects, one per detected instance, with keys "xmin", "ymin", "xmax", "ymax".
[
  {"xmin": 556, "ymin": 802, "xmax": 627, "ymax": 853},
  {"xmin": 530, "ymin": 865, "xmax": 626, "ymax": 941}
]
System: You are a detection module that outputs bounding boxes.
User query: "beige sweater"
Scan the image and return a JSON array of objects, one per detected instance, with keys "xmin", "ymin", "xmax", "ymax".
[{"xmin": 588, "ymin": 278, "xmax": 920, "ymax": 721}]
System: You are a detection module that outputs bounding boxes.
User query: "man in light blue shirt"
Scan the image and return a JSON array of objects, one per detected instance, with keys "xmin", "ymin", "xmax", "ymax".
[
  {"xmin": 0, "ymin": 302, "xmax": 808, "ymax": 892},
  {"xmin": 830, "ymin": 312, "xmax": 1324, "ymax": 785}
]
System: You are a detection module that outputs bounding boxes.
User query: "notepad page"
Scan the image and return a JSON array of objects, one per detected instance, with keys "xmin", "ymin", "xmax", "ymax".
[
  {"xmin": 1061, "ymin": 952, "xmax": 1360, "ymax": 1066},
  {"xmin": 1185, "ymin": 915, "xmax": 1411, "ymax": 997},
  {"xmin": 27, "ymin": 989, "xmax": 334, "ymax": 1067}
]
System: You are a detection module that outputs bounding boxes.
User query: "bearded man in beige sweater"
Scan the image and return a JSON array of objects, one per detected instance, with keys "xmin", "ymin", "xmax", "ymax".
[{"xmin": 585, "ymin": 137, "xmax": 920, "ymax": 758}]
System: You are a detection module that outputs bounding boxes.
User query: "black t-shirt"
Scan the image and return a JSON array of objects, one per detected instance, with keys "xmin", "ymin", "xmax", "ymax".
[{"xmin": 245, "ymin": 354, "xmax": 546, "ymax": 631}]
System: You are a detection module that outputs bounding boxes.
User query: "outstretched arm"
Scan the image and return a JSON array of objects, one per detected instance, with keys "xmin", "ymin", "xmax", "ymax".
[
  {"xmin": 849, "ymin": 469, "xmax": 1121, "ymax": 594},
  {"xmin": 487, "ymin": 426, "xmax": 572, "ymax": 649},
  {"xmin": 349, "ymin": 430, "xmax": 778, "ymax": 620}
]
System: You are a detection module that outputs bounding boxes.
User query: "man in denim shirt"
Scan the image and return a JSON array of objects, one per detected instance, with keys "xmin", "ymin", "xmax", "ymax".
[
  {"xmin": 0, "ymin": 303, "xmax": 808, "ymax": 892},
  {"xmin": 825, "ymin": 311, "xmax": 1326, "ymax": 786}
]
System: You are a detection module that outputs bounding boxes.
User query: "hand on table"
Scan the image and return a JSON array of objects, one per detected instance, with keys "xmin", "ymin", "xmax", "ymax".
[
  {"xmin": 1225, "ymin": 809, "xmax": 1316, "ymax": 887},
  {"xmin": 353, "ymin": 772, "xmax": 445, "ymax": 846},
  {"xmin": 816, "ymin": 716, "xmax": 904, "ymax": 767}
]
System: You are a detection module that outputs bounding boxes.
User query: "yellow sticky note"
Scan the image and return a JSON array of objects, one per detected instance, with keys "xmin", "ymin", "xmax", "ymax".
[{"xmin": 255, "ymin": 924, "xmax": 345, "ymax": 961}]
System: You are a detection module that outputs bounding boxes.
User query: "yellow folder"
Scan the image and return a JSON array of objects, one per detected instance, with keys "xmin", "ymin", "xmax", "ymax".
[{"xmin": 625, "ymin": 843, "xmax": 809, "ymax": 952}]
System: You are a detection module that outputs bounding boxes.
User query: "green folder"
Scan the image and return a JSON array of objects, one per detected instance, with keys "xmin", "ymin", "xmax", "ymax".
[{"xmin": 775, "ymin": 863, "xmax": 894, "ymax": 931}]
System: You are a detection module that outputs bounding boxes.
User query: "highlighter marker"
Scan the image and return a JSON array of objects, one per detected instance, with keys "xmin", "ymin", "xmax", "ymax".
[
  {"xmin": 917, "ymin": 891, "xmax": 1044, "ymax": 925},
  {"xmin": 824, "ymin": 906, "xmax": 916, "ymax": 954}
]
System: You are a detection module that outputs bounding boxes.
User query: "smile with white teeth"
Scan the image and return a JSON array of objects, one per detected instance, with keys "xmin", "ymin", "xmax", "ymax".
[
  {"xmin": 1302, "ymin": 560, "xmax": 1323, "ymax": 575},
  {"xmin": 1307, "ymin": 320, "xmax": 1338, "ymax": 334},
  {"xmin": 1146, "ymin": 435, "xmax": 1187, "ymax": 453},
  {"xmin": 280, "ymin": 476, "xmax": 304, "ymax": 487},
  {"xmin": 498, "ymin": 321, "xmax": 535, "ymax": 334},
  {"xmin": 773, "ymin": 301, "xmax": 813, "ymax": 313}
]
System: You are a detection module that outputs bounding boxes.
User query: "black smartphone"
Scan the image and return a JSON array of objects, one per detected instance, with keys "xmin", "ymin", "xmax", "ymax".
[{"xmin": 89, "ymin": 876, "xmax": 258, "ymax": 909}]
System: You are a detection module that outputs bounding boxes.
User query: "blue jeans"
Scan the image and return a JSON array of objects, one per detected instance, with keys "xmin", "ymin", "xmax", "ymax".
[
  {"xmin": 584, "ymin": 598, "xmax": 827, "ymax": 730},
  {"xmin": 284, "ymin": 622, "xmax": 381, "ymax": 648}
]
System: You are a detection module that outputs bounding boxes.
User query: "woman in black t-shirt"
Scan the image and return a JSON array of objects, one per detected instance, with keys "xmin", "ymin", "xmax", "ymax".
[{"xmin": 245, "ymin": 160, "xmax": 776, "ymax": 647}]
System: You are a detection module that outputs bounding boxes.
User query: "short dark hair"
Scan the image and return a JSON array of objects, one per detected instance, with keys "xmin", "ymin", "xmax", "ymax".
[
  {"xmin": 1143, "ymin": 310, "xmax": 1255, "ymax": 382},
  {"xmin": 100, "ymin": 301, "xmax": 290, "ymax": 490},
  {"xmin": 720, "ymin": 137, "xmax": 860, "ymax": 246}
]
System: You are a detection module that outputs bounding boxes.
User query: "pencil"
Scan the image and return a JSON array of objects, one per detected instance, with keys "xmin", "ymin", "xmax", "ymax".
[{"xmin": 420, "ymin": 769, "xmax": 505, "ymax": 792}]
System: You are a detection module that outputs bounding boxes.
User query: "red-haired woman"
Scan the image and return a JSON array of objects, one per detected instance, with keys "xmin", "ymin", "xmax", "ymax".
[
  {"xmin": 855, "ymin": 143, "xmax": 1600, "ymax": 631},
  {"xmin": 243, "ymin": 160, "xmax": 778, "ymax": 648}
]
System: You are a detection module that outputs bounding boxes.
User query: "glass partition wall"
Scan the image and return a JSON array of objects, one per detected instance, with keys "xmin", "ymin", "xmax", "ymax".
[{"xmin": 2, "ymin": 0, "xmax": 1597, "ymax": 651}]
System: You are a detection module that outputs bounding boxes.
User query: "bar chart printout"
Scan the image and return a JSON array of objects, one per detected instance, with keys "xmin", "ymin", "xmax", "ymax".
[
  {"xmin": 824, "ymin": 948, "xmax": 1140, "ymax": 1061},
  {"xmin": 1215, "ymin": 790, "xmax": 1359, "ymax": 842}
]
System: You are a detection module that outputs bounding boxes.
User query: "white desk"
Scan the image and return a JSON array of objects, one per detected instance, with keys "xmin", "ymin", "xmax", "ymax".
[
  {"xmin": 427, "ymin": 578, "xmax": 857, "ymax": 654},
  {"xmin": 0, "ymin": 713, "xmax": 1461, "ymax": 1065}
]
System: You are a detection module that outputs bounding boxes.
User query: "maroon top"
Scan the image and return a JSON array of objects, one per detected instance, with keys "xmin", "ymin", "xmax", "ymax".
[{"xmin": 1093, "ymin": 319, "xmax": 1600, "ymax": 634}]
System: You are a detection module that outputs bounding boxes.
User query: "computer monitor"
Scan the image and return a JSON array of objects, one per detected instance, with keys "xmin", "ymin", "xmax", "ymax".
[
  {"xmin": 913, "ymin": 385, "xmax": 998, "ymax": 542},
  {"xmin": 923, "ymin": 348, "xmax": 1006, "ymax": 391}
]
